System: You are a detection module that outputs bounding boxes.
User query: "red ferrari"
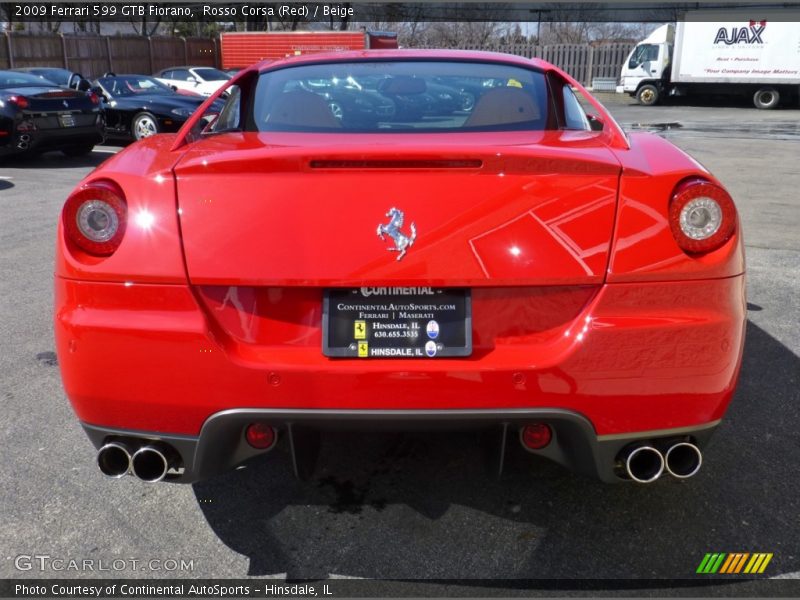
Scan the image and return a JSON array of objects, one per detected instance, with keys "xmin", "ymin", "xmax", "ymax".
[{"xmin": 54, "ymin": 51, "xmax": 745, "ymax": 485}]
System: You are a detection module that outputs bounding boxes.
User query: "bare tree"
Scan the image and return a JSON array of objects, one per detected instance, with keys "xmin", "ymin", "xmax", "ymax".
[{"xmin": 129, "ymin": 2, "xmax": 163, "ymax": 37}]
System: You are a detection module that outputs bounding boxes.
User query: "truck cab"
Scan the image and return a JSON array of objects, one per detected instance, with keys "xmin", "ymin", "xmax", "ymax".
[
  {"xmin": 621, "ymin": 15, "xmax": 799, "ymax": 109},
  {"xmin": 620, "ymin": 24, "xmax": 674, "ymax": 105}
]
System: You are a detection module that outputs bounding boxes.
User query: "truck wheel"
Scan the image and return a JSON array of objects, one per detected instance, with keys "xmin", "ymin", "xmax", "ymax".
[
  {"xmin": 753, "ymin": 88, "xmax": 780, "ymax": 109},
  {"xmin": 636, "ymin": 84, "xmax": 660, "ymax": 106}
]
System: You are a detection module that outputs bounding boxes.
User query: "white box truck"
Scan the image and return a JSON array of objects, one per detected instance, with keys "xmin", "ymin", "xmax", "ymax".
[{"xmin": 620, "ymin": 12, "xmax": 800, "ymax": 108}]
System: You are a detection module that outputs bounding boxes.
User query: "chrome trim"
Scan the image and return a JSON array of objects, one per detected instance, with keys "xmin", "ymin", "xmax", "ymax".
[
  {"xmin": 131, "ymin": 446, "xmax": 169, "ymax": 483},
  {"xmin": 96, "ymin": 442, "xmax": 131, "ymax": 478},
  {"xmin": 597, "ymin": 419, "xmax": 721, "ymax": 442},
  {"xmin": 204, "ymin": 407, "xmax": 598, "ymax": 424},
  {"xmin": 624, "ymin": 446, "xmax": 665, "ymax": 483},
  {"xmin": 664, "ymin": 442, "xmax": 703, "ymax": 479}
]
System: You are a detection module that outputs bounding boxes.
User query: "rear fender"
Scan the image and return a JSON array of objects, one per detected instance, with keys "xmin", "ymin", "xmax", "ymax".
[
  {"xmin": 55, "ymin": 135, "xmax": 187, "ymax": 283},
  {"xmin": 607, "ymin": 132, "xmax": 744, "ymax": 282}
]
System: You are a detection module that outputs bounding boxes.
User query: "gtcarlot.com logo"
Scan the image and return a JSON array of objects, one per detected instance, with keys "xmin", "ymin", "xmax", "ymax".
[
  {"xmin": 14, "ymin": 554, "xmax": 195, "ymax": 573},
  {"xmin": 697, "ymin": 552, "xmax": 773, "ymax": 574}
]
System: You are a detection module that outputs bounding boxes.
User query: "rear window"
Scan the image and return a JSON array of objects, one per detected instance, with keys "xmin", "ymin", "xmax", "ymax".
[
  {"xmin": 0, "ymin": 72, "xmax": 49, "ymax": 88},
  {"xmin": 194, "ymin": 68, "xmax": 231, "ymax": 81},
  {"xmin": 249, "ymin": 61, "xmax": 552, "ymax": 133}
]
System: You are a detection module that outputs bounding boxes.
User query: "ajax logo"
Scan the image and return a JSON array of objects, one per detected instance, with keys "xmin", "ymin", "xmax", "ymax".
[
  {"xmin": 426, "ymin": 320, "xmax": 439, "ymax": 340},
  {"xmin": 425, "ymin": 341, "xmax": 437, "ymax": 357}
]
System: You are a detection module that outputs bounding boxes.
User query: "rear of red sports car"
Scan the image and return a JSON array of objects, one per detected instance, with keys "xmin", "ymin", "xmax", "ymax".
[{"xmin": 54, "ymin": 51, "xmax": 745, "ymax": 484}]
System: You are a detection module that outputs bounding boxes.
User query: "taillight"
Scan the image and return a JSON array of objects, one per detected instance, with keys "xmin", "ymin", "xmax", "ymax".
[
  {"xmin": 88, "ymin": 91, "xmax": 100, "ymax": 105},
  {"xmin": 669, "ymin": 178, "xmax": 736, "ymax": 254},
  {"xmin": 63, "ymin": 181, "xmax": 127, "ymax": 256},
  {"xmin": 9, "ymin": 95, "xmax": 29, "ymax": 109}
]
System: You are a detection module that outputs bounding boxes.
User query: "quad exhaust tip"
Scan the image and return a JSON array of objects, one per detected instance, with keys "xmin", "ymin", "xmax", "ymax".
[
  {"xmin": 96, "ymin": 442, "xmax": 131, "ymax": 479},
  {"xmin": 665, "ymin": 442, "xmax": 702, "ymax": 479},
  {"xmin": 97, "ymin": 440, "xmax": 179, "ymax": 482},
  {"xmin": 131, "ymin": 446, "xmax": 171, "ymax": 483},
  {"xmin": 622, "ymin": 445, "xmax": 665, "ymax": 483}
]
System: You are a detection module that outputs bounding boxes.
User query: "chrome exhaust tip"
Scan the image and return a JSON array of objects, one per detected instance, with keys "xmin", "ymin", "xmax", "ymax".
[
  {"xmin": 131, "ymin": 445, "xmax": 171, "ymax": 483},
  {"xmin": 97, "ymin": 442, "xmax": 131, "ymax": 478},
  {"xmin": 621, "ymin": 445, "xmax": 665, "ymax": 483},
  {"xmin": 665, "ymin": 442, "xmax": 702, "ymax": 479}
]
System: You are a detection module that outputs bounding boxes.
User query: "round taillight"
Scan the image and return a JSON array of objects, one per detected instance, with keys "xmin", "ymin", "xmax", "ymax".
[
  {"xmin": 245, "ymin": 423, "xmax": 277, "ymax": 450},
  {"xmin": 63, "ymin": 181, "xmax": 127, "ymax": 256},
  {"xmin": 520, "ymin": 423, "xmax": 552, "ymax": 450},
  {"xmin": 9, "ymin": 95, "xmax": 29, "ymax": 109},
  {"xmin": 669, "ymin": 178, "xmax": 736, "ymax": 254}
]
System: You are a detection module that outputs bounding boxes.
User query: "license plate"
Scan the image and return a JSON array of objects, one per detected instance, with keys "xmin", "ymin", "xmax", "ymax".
[
  {"xmin": 59, "ymin": 114, "xmax": 75, "ymax": 127},
  {"xmin": 323, "ymin": 288, "xmax": 472, "ymax": 358}
]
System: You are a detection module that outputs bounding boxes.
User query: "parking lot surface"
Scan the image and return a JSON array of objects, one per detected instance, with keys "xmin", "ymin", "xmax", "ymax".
[{"xmin": 1, "ymin": 96, "xmax": 798, "ymax": 592}]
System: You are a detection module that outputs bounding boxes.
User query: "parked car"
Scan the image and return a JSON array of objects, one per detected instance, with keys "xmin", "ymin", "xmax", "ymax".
[
  {"xmin": 433, "ymin": 75, "xmax": 508, "ymax": 112},
  {"xmin": 370, "ymin": 75, "xmax": 432, "ymax": 120},
  {"xmin": 55, "ymin": 51, "xmax": 745, "ymax": 485},
  {"xmin": 0, "ymin": 70, "xmax": 103, "ymax": 158},
  {"xmin": 91, "ymin": 74, "xmax": 222, "ymax": 141},
  {"xmin": 420, "ymin": 80, "xmax": 470, "ymax": 115},
  {"xmin": 154, "ymin": 66, "xmax": 231, "ymax": 97},
  {"xmin": 289, "ymin": 76, "xmax": 395, "ymax": 126},
  {"xmin": 11, "ymin": 67, "xmax": 92, "ymax": 91}
]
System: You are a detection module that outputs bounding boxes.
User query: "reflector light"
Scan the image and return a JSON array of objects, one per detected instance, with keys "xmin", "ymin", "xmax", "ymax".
[
  {"xmin": 521, "ymin": 423, "xmax": 552, "ymax": 450},
  {"xmin": 669, "ymin": 178, "xmax": 736, "ymax": 254},
  {"xmin": 63, "ymin": 181, "xmax": 127, "ymax": 256},
  {"xmin": 245, "ymin": 423, "xmax": 277, "ymax": 450},
  {"xmin": 9, "ymin": 95, "xmax": 29, "ymax": 109}
]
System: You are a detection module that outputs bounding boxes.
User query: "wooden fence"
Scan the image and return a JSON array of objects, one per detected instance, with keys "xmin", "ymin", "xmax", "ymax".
[
  {"xmin": 415, "ymin": 42, "xmax": 634, "ymax": 86},
  {"xmin": 0, "ymin": 32, "xmax": 632, "ymax": 86},
  {"xmin": 0, "ymin": 32, "xmax": 218, "ymax": 77}
]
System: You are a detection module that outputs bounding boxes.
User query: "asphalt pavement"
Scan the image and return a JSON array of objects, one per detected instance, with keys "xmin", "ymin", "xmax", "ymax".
[{"xmin": 0, "ymin": 95, "xmax": 798, "ymax": 595}]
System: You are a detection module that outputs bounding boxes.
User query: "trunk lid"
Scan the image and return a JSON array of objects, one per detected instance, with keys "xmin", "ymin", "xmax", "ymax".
[
  {"xmin": 174, "ymin": 131, "xmax": 621, "ymax": 286},
  {"xmin": 10, "ymin": 86, "xmax": 94, "ymax": 111}
]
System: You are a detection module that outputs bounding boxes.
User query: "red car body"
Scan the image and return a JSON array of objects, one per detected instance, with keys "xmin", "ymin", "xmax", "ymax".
[{"xmin": 54, "ymin": 50, "xmax": 745, "ymax": 484}]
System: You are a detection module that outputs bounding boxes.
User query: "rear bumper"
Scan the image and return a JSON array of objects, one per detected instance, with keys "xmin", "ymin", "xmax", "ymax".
[
  {"xmin": 82, "ymin": 410, "xmax": 720, "ymax": 483},
  {"xmin": 56, "ymin": 274, "xmax": 745, "ymax": 482},
  {"xmin": 1, "ymin": 124, "xmax": 104, "ymax": 155}
]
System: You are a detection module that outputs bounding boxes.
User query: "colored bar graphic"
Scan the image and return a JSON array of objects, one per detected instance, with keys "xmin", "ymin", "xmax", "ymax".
[
  {"xmin": 758, "ymin": 553, "xmax": 773, "ymax": 573},
  {"xmin": 696, "ymin": 553, "xmax": 714, "ymax": 574},
  {"xmin": 744, "ymin": 554, "xmax": 760, "ymax": 574},
  {"xmin": 698, "ymin": 552, "xmax": 773, "ymax": 575},
  {"xmin": 733, "ymin": 553, "xmax": 750, "ymax": 573},
  {"xmin": 710, "ymin": 553, "xmax": 726, "ymax": 573},
  {"xmin": 719, "ymin": 554, "xmax": 736, "ymax": 574},
  {"xmin": 697, "ymin": 553, "xmax": 727, "ymax": 574}
]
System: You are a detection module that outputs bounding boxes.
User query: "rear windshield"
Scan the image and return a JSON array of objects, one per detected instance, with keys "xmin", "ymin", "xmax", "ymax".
[
  {"xmin": 250, "ymin": 61, "xmax": 552, "ymax": 133},
  {"xmin": 98, "ymin": 76, "xmax": 174, "ymax": 97},
  {"xmin": 194, "ymin": 68, "xmax": 231, "ymax": 81},
  {"xmin": 0, "ymin": 72, "xmax": 51, "ymax": 88}
]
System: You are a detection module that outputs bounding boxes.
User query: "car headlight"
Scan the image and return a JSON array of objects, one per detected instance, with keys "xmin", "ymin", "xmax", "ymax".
[{"xmin": 170, "ymin": 108, "xmax": 194, "ymax": 117}]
